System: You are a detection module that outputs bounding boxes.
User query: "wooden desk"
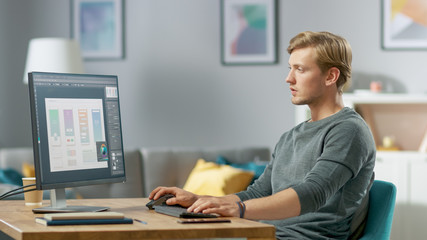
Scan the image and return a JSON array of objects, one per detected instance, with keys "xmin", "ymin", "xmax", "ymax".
[{"xmin": 0, "ymin": 198, "xmax": 275, "ymax": 240}]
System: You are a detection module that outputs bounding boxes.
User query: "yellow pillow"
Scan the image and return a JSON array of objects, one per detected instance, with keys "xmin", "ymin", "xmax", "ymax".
[
  {"xmin": 183, "ymin": 159, "xmax": 254, "ymax": 196},
  {"xmin": 22, "ymin": 162, "xmax": 35, "ymax": 178}
]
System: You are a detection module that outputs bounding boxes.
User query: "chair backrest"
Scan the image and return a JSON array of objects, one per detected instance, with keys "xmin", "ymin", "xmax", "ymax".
[{"xmin": 359, "ymin": 180, "xmax": 397, "ymax": 240}]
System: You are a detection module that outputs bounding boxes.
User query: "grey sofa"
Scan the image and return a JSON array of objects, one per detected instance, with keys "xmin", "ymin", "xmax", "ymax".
[{"xmin": 0, "ymin": 146, "xmax": 271, "ymax": 199}]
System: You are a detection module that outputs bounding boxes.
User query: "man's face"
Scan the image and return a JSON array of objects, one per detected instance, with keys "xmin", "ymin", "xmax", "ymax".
[{"xmin": 286, "ymin": 47, "xmax": 328, "ymax": 106}]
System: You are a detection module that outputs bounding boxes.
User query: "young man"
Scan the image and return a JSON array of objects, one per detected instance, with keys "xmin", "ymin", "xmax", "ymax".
[{"xmin": 149, "ymin": 31, "xmax": 376, "ymax": 239}]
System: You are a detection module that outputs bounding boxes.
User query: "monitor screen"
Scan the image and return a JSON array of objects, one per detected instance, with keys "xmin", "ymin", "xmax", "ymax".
[{"xmin": 28, "ymin": 72, "xmax": 126, "ymax": 212}]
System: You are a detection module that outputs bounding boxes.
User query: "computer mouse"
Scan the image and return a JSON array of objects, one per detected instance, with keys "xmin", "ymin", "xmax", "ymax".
[{"xmin": 146, "ymin": 194, "xmax": 174, "ymax": 210}]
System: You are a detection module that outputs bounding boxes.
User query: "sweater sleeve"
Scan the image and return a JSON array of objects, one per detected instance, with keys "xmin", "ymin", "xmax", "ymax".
[
  {"xmin": 236, "ymin": 151, "xmax": 276, "ymax": 201},
  {"xmin": 293, "ymin": 119, "xmax": 373, "ymax": 214},
  {"xmin": 292, "ymin": 160, "xmax": 353, "ymax": 214}
]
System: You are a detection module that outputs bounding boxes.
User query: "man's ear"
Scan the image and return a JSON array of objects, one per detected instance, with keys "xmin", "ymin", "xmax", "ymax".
[{"xmin": 325, "ymin": 67, "xmax": 340, "ymax": 86}]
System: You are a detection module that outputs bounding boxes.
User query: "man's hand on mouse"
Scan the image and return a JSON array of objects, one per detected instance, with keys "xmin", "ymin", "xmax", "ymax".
[{"xmin": 149, "ymin": 186, "xmax": 198, "ymax": 208}]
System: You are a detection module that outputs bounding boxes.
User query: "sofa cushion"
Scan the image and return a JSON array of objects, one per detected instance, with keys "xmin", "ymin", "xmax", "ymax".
[
  {"xmin": 140, "ymin": 147, "xmax": 271, "ymax": 197},
  {"xmin": 22, "ymin": 162, "xmax": 35, "ymax": 178},
  {"xmin": 73, "ymin": 150, "xmax": 144, "ymax": 198},
  {"xmin": 183, "ymin": 159, "xmax": 254, "ymax": 196},
  {"xmin": 0, "ymin": 148, "xmax": 34, "ymax": 173},
  {"xmin": 0, "ymin": 168, "xmax": 23, "ymax": 186},
  {"xmin": 216, "ymin": 155, "xmax": 267, "ymax": 183}
]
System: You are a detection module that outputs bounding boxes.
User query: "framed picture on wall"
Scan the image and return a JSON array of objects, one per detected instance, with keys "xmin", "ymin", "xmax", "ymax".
[
  {"xmin": 71, "ymin": 0, "xmax": 124, "ymax": 59},
  {"xmin": 221, "ymin": 0, "xmax": 278, "ymax": 65},
  {"xmin": 382, "ymin": 0, "xmax": 427, "ymax": 50}
]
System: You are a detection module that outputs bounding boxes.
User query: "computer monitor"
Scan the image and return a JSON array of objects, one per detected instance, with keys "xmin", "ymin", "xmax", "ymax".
[{"xmin": 28, "ymin": 72, "xmax": 126, "ymax": 213}]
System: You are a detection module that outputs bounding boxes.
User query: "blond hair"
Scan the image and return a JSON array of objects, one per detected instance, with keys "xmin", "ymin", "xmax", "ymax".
[{"xmin": 287, "ymin": 31, "xmax": 352, "ymax": 93}]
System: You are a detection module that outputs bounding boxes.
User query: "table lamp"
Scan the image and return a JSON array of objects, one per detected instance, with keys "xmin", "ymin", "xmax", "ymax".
[{"xmin": 23, "ymin": 38, "xmax": 84, "ymax": 84}]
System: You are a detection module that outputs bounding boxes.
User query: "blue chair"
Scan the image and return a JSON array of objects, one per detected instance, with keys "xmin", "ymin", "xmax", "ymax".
[{"xmin": 359, "ymin": 180, "xmax": 397, "ymax": 240}]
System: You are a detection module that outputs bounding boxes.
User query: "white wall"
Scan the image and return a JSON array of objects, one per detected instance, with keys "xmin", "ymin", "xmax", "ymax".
[{"xmin": 1, "ymin": 0, "xmax": 427, "ymax": 151}]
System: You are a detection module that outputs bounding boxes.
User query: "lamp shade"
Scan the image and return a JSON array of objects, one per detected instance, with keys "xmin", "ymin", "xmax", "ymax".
[{"xmin": 23, "ymin": 38, "xmax": 84, "ymax": 84}]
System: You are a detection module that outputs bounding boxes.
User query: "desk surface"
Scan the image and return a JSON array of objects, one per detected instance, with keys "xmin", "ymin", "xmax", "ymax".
[{"xmin": 0, "ymin": 198, "xmax": 275, "ymax": 240}]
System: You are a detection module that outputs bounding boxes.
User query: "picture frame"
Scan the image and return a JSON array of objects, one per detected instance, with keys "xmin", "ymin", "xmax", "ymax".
[
  {"xmin": 71, "ymin": 0, "xmax": 124, "ymax": 59},
  {"xmin": 382, "ymin": 0, "xmax": 427, "ymax": 50},
  {"xmin": 221, "ymin": 0, "xmax": 278, "ymax": 65}
]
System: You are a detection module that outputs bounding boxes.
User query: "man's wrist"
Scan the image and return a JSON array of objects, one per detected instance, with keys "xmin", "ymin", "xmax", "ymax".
[{"xmin": 236, "ymin": 201, "xmax": 246, "ymax": 218}]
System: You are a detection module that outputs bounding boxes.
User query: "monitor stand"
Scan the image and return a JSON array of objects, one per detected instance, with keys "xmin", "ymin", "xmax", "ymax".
[{"xmin": 32, "ymin": 188, "xmax": 110, "ymax": 213}]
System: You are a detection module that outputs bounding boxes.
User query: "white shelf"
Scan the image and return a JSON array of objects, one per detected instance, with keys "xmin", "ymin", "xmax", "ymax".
[{"xmin": 343, "ymin": 93, "xmax": 427, "ymax": 105}]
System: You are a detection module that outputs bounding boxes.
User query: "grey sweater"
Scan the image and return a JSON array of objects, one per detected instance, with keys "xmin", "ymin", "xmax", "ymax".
[{"xmin": 236, "ymin": 107, "xmax": 376, "ymax": 239}]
